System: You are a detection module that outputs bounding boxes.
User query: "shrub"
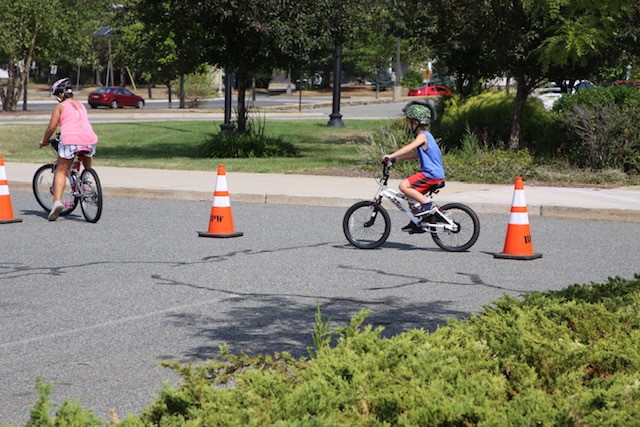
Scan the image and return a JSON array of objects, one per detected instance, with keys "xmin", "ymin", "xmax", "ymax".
[
  {"xmin": 356, "ymin": 118, "xmax": 417, "ymax": 176},
  {"xmin": 401, "ymin": 68, "xmax": 424, "ymax": 90},
  {"xmin": 357, "ymin": 120, "xmax": 537, "ymax": 183},
  {"xmin": 181, "ymin": 72, "xmax": 215, "ymax": 108},
  {"xmin": 122, "ymin": 275, "xmax": 640, "ymax": 426},
  {"xmin": 445, "ymin": 125, "xmax": 537, "ymax": 183},
  {"xmin": 16, "ymin": 378, "xmax": 105, "ymax": 427},
  {"xmin": 12, "ymin": 276, "xmax": 640, "ymax": 425},
  {"xmin": 553, "ymin": 86, "xmax": 640, "ymax": 173},
  {"xmin": 200, "ymin": 115, "xmax": 299, "ymax": 158},
  {"xmin": 434, "ymin": 92, "xmax": 561, "ymax": 155}
]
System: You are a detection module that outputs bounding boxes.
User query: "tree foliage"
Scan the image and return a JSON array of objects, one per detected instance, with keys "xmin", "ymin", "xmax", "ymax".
[
  {"xmin": 420, "ymin": 0, "xmax": 640, "ymax": 150},
  {"xmin": 0, "ymin": 0, "xmax": 107, "ymax": 111}
]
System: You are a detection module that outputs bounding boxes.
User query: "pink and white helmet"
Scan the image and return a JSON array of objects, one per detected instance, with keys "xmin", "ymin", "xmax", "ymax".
[{"xmin": 51, "ymin": 77, "xmax": 73, "ymax": 96}]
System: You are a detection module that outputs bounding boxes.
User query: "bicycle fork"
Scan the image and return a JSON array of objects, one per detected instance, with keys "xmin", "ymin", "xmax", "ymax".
[{"xmin": 364, "ymin": 197, "xmax": 384, "ymax": 227}]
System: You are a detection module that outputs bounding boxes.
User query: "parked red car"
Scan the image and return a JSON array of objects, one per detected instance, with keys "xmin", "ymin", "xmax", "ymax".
[
  {"xmin": 87, "ymin": 86, "xmax": 145, "ymax": 109},
  {"xmin": 609, "ymin": 79, "xmax": 640, "ymax": 87},
  {"xmin": 408, "ymin": 85, "xmax": 453, "ymax": 97}
]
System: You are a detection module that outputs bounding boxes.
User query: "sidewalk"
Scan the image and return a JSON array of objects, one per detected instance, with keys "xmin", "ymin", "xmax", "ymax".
[{"xmin": 5, "ymin": 162, "xmax": 640, "ymax": 221}]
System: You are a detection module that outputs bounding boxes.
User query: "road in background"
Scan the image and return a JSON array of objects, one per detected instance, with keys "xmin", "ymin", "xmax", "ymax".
[
  {"xmin": 1, "ymin": 190, "xmax": 639, "ymax": 424},
  {"xmin": 3, "ymin": 99, "xmax": 407, "ymax": 125}
]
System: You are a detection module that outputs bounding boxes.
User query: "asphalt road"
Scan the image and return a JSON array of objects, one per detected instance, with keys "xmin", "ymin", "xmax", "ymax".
[
  {"xmin": 3, "ymin": 99, "xmax": 407, "ymax": 125},
  {"xmin": 1, "ymin": 190, "xmax": 639, "ymax": 423},
  {"xmin": 16, "ymin": 94, "xmax": 334, "ymax": 113}
]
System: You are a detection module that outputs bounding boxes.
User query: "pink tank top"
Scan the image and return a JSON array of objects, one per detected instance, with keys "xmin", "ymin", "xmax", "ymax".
[{"xmin": 59, "ymin": 100, "xmax": 98, "ymax": 146}]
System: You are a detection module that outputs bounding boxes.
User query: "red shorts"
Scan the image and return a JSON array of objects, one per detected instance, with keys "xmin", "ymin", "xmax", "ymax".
[{"xmin": 407, "ymin": 172, "xmax": 444, "ymax": 194}]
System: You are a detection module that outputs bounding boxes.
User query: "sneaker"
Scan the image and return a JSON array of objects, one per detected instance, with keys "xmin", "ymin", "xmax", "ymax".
[
  {"xmin": 402, "ymin": 222, "xmax": 426, "ymax": 234},
  {"xmin": 402, "ymin": 222, "xmax": 420, "ymax": 232},
  {"xmin": 48, "ymin": 200, "xmax": 64, "ymax": 221},
  {"xmin": 415, "ymin": 202, "xmax": 437, "ymax": 216}
]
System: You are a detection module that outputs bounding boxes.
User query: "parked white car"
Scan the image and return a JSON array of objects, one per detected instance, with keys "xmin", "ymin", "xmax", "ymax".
[{"xmin": 533, "ymin": 84, "xmax": 562, "ymax": 110}]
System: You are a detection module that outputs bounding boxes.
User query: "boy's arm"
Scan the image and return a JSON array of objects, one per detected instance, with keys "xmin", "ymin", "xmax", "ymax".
[{"xmin": 385, "ymin": 133, "xmax": 427, "ymax": 161}]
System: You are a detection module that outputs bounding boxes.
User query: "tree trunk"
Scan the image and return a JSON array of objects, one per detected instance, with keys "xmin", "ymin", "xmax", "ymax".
[
  {"xmin": 179, "ymin": 74, "xmax": 185, "ymax": 109},
  {"xmin": 166, "ymin": 82, "xmax": 172, "ymax": 108},
  {"xmin": 236, "ymin": 76, "xmax": 248, "ymax": 133},
  {"xmin": 2, "ymin": 22, "xmax": 39, "ymax": 111},
  {"xmin": 508, "ymin": 78, "xmax": 530, "ymax": 150},
  {"xmin": 2, "ymin": 59, "xmax": 23, "ymax": 111}
]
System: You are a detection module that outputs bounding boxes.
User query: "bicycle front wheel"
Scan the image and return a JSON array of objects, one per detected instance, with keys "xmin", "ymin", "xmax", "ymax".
[
  {"xmin": 343, "ymin": 200, "xmax": 391, "ymax": 249},
  {"xmin": 430, "ymin": 203, "xmax": 480, "ymax": 252},
  {"xmin": 79, "ymin": 168, "xmax": 103, "ymax": 223},
  {"xmin": 32, "ymin": 164, "xmax": 77, "ymax": 216}
]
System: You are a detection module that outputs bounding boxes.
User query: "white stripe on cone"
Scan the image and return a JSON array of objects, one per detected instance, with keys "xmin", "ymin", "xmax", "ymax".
[
  {"xmin": 512, "ymin": 189, "xmax": 526, "ymax": 207},
  {"xmin": 212, "ymin": 196, "xmax": 231, "ymax": 208},
  {"xmin": 508, "ymin": 212, "xmax": 530, "ymax": 225},
  {"xmin": 215, "ymin": 176, "xmax": 228, "ymax": 192}
]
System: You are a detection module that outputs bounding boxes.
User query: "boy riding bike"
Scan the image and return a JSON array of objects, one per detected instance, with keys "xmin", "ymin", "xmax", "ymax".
[{"xmin": 382, "ymin": 101, "xmax": 445, "ymax": 226}]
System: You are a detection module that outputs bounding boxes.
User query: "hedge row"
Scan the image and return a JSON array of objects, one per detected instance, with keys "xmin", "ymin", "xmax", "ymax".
[{"xmin": 13, "ymin": 276, "xmax": 640, "ymax": 426}]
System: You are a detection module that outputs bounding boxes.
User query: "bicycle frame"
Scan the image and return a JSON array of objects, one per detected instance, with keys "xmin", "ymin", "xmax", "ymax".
[
  {"xmin": 48, "ymin": 141, "xmax": 85, "ymax": 199},
  {"xmin": 33, "ymin": 134, "xmax": 103, "ymax": 222},
  {"xmin": 372, "ymin": 164, "xmax": 459, "ymax": 234}
]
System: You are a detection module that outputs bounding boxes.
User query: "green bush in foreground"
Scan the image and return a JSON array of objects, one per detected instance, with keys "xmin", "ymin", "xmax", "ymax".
[{"xmin": 11, "ymin": 276, "xmax": 640, "ymax": 426}]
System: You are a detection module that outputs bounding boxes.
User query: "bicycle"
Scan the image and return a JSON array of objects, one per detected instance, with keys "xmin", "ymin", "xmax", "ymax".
[
  {"xmin": 32, "ymin": 136, "xmax": 103, "ymax": 223},
  {"xmin": 343, "ymin": 159, "xmax": 480, "ymax": 251}
]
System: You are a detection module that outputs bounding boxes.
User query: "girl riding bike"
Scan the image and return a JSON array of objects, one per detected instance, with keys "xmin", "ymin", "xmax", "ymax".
[{"xmin": 39, "ymin": 77, "xmax": 99, "ymax": 221}]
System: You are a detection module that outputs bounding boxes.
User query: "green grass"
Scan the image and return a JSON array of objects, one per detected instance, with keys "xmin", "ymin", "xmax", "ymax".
[
  {"xmin": 2, "ymin": 119, "xmax": 638, "ymax": 185},
  {"xmin": 1, "ymin": 120, "xmax": 388, "ymax": 174}
]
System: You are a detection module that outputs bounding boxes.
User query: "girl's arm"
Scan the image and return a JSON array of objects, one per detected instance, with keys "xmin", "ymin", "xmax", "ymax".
[{"xmin": 39, "ymin": 104, "xmax": 62, "ymax": 148}]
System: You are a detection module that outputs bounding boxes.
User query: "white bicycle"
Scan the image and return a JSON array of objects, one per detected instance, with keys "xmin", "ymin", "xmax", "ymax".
[
  {"xmin": 32, "ymin": 136, "xmax": 103, "ymax": 223},
  {"xmin": 343, "ymin": 159, "xmax": 480, "ymax": 251}
]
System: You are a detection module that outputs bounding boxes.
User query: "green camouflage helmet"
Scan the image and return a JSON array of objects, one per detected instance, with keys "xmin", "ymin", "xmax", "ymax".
[{"xmin": 402, "ymin": 101, "xmax": 432, "ymax": 125}]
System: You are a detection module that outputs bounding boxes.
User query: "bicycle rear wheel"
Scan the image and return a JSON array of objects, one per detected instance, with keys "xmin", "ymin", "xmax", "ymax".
[
  {"xmin": 430, "ymin": 203, "xmax": 480, "ymax": 252},
  {"xmin": 343, "ymin": 200, "xmax": 391, "ymax": 249},
  {"xmin": 32, "ymin": 164, "xmax": 77, "ymax": 216},
  {"xmin": 79, "ymin": 168, "xmax": 103, "ymax": 223}
]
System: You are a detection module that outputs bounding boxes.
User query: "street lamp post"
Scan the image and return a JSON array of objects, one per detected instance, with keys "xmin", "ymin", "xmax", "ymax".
[
  {"xmin": 94, "ymin": 27, "xmax": 113, "ymax": 86},
  {"xmin": 107, "ymin": 34, "xmax": 113, "ymax": 86},
  {"xmin": 220, "ymin": 71, "xmax": 234, "ymax": 134},
  {"xmin": 327, "ymin": 44, "xmax": 344, "ymax": 127},
  {"xmin": 75, "ymin": 58, "xmax": 82, "ymax": 91}
]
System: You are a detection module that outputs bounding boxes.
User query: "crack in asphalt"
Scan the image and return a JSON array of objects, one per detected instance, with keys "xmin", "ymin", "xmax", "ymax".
[
  {"xmin": 339, "ymin": 265, "xmax": 530, "ymax": 293},
  {"xmin": 0, "ymin": 242, "xmax": 337, "ymax": 280}
]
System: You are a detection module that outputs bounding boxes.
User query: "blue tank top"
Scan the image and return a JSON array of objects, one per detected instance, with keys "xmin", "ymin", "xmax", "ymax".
[{"xmin": 417, "ymin": 131, "xmax": 445, "ymax": 179}]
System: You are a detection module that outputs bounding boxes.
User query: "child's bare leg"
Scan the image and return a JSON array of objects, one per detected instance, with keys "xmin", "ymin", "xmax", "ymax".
[
  {"xmin": 81, "ymin": 156, "xmax": 92, "ymax": 169},
  {"xmin": 399, "ymin": 179, "xmax": 428, "ymax": 204}
]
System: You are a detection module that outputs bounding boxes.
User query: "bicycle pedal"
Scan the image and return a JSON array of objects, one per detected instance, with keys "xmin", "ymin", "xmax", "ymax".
[{"xmin": 408, "ymin": 227, "xmax": 427, "ymax": 234}]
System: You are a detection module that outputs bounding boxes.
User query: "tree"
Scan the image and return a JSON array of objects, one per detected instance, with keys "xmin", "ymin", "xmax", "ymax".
[
  {"xmin": 135, "ymin": 0, "xmax": 314, "ymax": 131},
  {"xmin": 504, "ymin": 0, "xmax": 640, "ymax": 149},
  {"xmin": 0, "ymin": 0, "xmax": 105, "ymax": 111},
  {"xmin": 134, "ymin": 0, "xmax": 218, "ymax": 108},
  {"xmin": 420, "ymin": 0, "xmax": 640, "ymax": 150}
]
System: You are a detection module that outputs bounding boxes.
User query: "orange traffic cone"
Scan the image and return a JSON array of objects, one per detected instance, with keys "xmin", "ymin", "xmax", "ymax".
[
  {"xmin": 198, "ymin": 164, "xmax": 243, "ymax": 238},
  {"xmin": 494, "ymin": 177, "xmax": 541, "ymax": 260},
  {"xmin": 0, "ymin": 157, "xmax": 23, "ymax": 224}
]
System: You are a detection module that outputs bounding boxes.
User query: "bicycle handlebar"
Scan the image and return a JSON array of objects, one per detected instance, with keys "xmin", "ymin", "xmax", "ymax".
[
  {"xmin": 380, "ymin": 156, "xmax": 396, "ymax": 184},
  {"xmin": 48, "ymin": 137, "xmax": 60, "ymax": 152}
]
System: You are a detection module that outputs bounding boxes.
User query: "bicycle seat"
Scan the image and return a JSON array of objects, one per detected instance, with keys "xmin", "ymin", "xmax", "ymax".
[
  {"xmin": 425, "ymin": 181, "xmax": 445, "ymax": 194},
  {"xmin": 74, "ymin": 147, "xmax": 91, "ymax": 157}
]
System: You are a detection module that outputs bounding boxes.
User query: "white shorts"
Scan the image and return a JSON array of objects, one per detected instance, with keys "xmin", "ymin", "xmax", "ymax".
[{"xmin": 58, "ymin": 143, "xmax": 96, "ymax": 160}]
